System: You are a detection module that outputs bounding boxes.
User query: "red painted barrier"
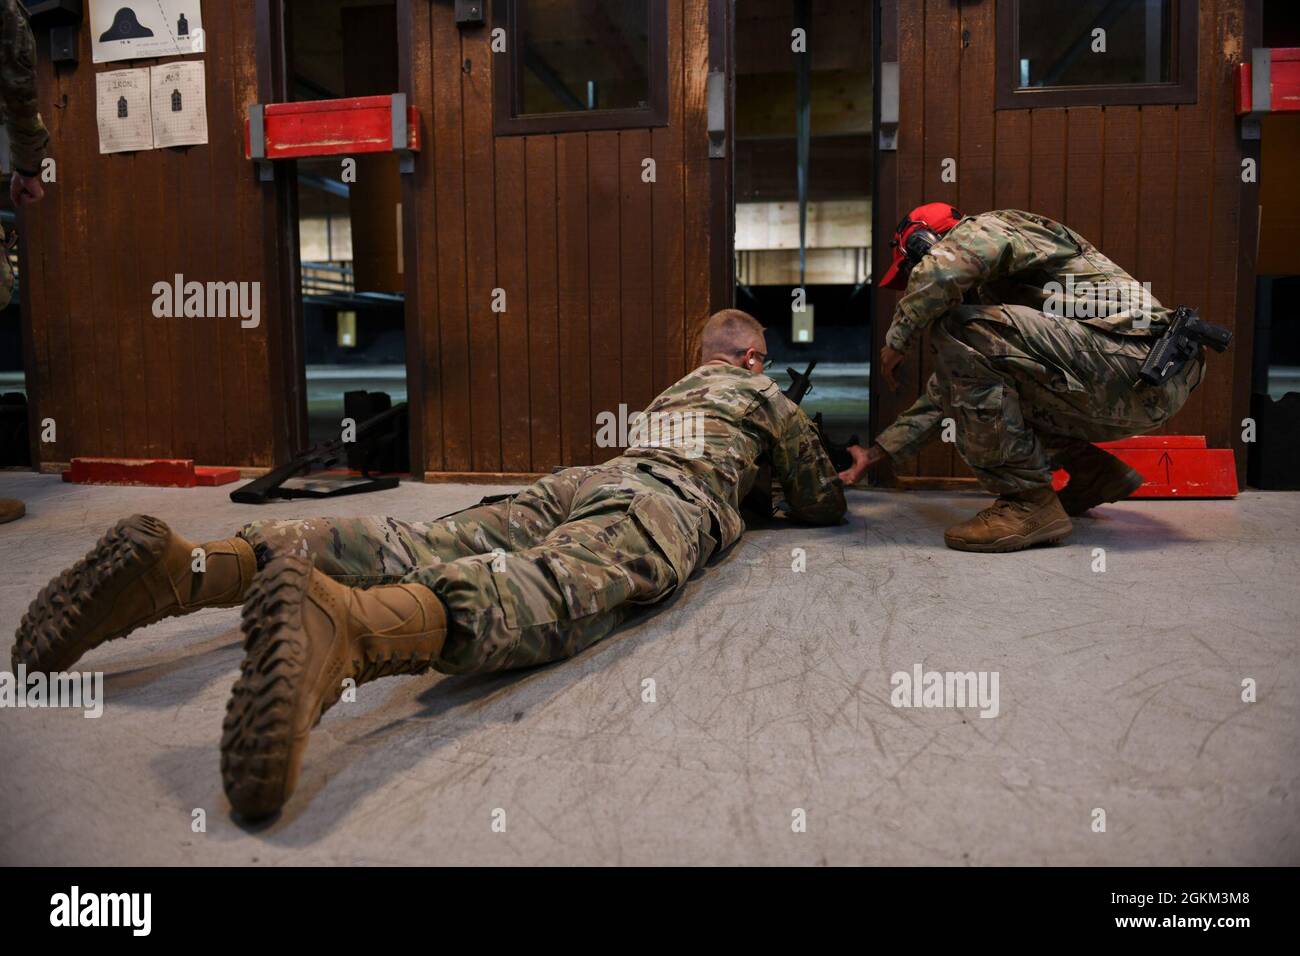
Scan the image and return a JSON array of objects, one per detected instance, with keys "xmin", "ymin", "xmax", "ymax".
[
  {"xmin": 245, "ymin": 95, "xmax": 420, "ymax": 161},
  {"xmin": 1051, "ymin": 436, "xmax": 1238, "ymax": 499},
  {"xmin": 62, "ymin": 459, "xmax": 241, "ymax": 488}
]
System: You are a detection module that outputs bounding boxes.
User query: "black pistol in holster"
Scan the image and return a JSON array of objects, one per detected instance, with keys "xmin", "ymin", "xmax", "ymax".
[{"xmin": 1137, "ymin": 306, "xmax": 1232, "ymax": 387}]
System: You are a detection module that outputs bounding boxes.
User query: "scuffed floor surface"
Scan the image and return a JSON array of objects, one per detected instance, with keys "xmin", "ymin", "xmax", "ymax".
[{"xmin": 1, "ymin": 471, "xmax": 1296, "ymax": 865}]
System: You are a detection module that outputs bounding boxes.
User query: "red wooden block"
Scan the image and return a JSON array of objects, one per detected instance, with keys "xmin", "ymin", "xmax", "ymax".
[
  {"xmin": 64, "ymin": 458, "xmax": 198, "ymax": 488},
  {"xmin": 195, "ymin": 466, "xmax": 241, "ymax": 487},
  {"xmin": 1236, "ymin": 47, "xmax": 1300, "ymax": 115},
  {"xmin": 245, "ymin": 95, "xmax": 421, "ymax": 161},
  {"xmin": 1051, "ymin": 440, "xmax": 1237, "ymax": 499},
  {"xmin": 1097, "ymin": 435, "xmax": 1207, "ymax": 449}
]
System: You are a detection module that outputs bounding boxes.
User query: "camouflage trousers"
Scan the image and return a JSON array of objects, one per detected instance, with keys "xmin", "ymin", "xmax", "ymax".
[
  {"xmin": 880, "ymin": 305, "xmax": 1202, "ymax": 494},
  {"xmin": 238, "ymin": 463, "xmax": 713, "ymax": 675}
]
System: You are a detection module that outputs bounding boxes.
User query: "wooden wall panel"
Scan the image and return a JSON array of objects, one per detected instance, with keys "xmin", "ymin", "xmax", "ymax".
[
  {"xmin": 405, "ymin": 0, "xmax": 713, "ymax": 477},
  {"xmin": 875, "ymin": 0, "xmax": 1256, "ymax": 487},
  {"xmin": 1098, "ymin": 106, "xmax": 1140, "ymax": 270},
  {"xmin": 619, "ymin": 129, "xmax": 656, "ymax": 415},
  {"xmin": 586, "ymin": 129, "xmax": 623, "ymax": 465},
  {"xmin": 463, "ymin": 23, "xmax": 502, "ymax": 473},
  {"xmin": 429, "ymin": 9, "xmax": 472, "ymax": 473},
  {"xmin": 398, "ymin": 0, "xmax": 435, "ymax": 477},
  {"xmin": 556, "ymin": 135, "xmax": 592, "ymax": 465},
  {"xmin": 22, "ymin": 0, "xmax": 285, "ymax": 468},
  {"xmin": 650, "ymin": 0, "xmax": 686, "ymax": 395},
  {"xmin": 494, "ymin": 137, "xmax": 531, "ymax": 473},
  {"xmin": 525, "ymin": 135, "xmax": 561, "ymax": 470},
  {"xmin": 682, "ymin": 0, "xmax": 712, "ymax": 373}
]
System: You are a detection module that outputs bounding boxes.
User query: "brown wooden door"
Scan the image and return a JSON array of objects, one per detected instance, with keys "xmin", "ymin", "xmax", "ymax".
[{"xmin": 397, "ymin": 0, "xmax": 724, "ymax": 479}]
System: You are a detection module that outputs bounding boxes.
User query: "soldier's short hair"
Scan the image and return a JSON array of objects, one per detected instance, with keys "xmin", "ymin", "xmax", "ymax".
[{"xmin": 700, "ymin": 309, "xmax": 766, "ymax": 360}]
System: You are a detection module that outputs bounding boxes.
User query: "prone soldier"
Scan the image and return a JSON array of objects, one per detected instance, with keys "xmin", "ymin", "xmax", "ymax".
[{"xmin": 13, "ymin": 309, "xmax": 847, "ymax": 818}]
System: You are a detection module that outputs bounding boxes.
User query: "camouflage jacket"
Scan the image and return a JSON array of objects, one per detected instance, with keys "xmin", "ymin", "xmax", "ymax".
[
  {"xmin": 621, "ymin": 363, "xmax": 846, "ymax": 548},
  {"xmin": 885, "ymin": 209, "xmax": 1169, "ymax": 354},
  {"xmin": 1, "ymin": 0, "xmax": 48, "ymax": 175}
]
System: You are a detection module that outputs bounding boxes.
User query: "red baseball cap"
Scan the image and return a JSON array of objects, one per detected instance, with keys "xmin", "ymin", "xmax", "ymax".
[{"xmin": 879, "ymin": 202, "xmax": 964, "ymax": 291}]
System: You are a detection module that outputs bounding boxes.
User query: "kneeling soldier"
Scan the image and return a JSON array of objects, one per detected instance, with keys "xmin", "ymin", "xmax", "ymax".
[
  {"xmin": 840, "ymin": 204, "xmax": 1212, "ymax": 553},
  {"xmin": 13, "ymin": 309, "xmax": 845, "ymax": 819}
]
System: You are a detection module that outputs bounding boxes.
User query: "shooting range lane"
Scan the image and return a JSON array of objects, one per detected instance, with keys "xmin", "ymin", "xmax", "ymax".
[{"xmin": 1, "ymin": 471, "xmax": 1296, "ymax": 864}]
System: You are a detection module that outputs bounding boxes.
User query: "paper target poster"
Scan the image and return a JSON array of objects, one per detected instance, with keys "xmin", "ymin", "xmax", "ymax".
[
  {"xmin": 95, "ymin": 68, "xmax": 153, "ymax": 154},
  {"xmin": 91, "ymin": 1, "xmax": 205, "ymax": 64},
  {"xmin": 151, "ymin": 61, "xmax": 208, "ymax": 148}
]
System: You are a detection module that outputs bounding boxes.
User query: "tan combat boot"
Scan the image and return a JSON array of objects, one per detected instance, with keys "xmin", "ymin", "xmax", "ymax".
[
  {"xmin": 1057, "ymin": 444, "xmax": 1144, "ymax": 516},
  {"xmin": 220, "ymin": 554, "xmax": 447, "ymax": 820},
  {"xmin": 0, "ymin": 498, "xmax": 25, "ymax": 524},
  {"xmin": 12, "ymin": 515, "xmax": 257, "ymax": 673},
  {"xmin": 944, "ymin": 487, "xmax": 1073, "ymax": 553}
]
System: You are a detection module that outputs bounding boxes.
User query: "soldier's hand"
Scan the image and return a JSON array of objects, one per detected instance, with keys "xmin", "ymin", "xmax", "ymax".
[
  {"xmin": 837, "ymin": 443, "xmax": 887, "ymax": 487},
  {"xmin": 10, "ymin": 172, "xmax": 44, "ymax": 207},
  {"xmin": 879, "ymin": 345, "xmax": 905, "ymax": 390}
]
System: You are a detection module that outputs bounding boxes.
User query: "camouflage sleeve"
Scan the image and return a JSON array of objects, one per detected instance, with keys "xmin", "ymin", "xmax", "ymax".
[
  {"xmin": 884, "ymin": 218, "xmax": 1034, "ymax": 353},
  {"xmin": 0, "ymin": 0, "xmax": 48, "ymax": 175},
  {"xmin": 875, "ymin": 373, "xmax": 944, "ymax": 463},
  {"xmin": 768, "ymin": 399, "xmax": 846, "ymax": 525}
]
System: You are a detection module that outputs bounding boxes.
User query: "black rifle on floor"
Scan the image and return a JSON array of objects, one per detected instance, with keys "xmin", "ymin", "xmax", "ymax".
[{"xmin": 231, "ymin": 393, "xmax": 408, "ymax": 504}]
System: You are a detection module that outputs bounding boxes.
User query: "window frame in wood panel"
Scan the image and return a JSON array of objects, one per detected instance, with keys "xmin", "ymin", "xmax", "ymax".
[
  {"xmin": 493, "ymin": 0, "xmax": 670, "ymax": 135},
  {"xmin": 995, "ymin": 0, "xmax": 1198, "ymax": 109}
]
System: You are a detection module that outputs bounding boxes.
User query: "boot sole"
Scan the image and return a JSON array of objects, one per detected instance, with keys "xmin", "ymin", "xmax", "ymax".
[
  {"xmin": 221, "ymin": 554, "xmax": 326, "ymax": 821},
  {"xmin": 1061, "ymin": 469, "xmax": 1145, "ymax": 517},
  {"xmin": 12, "ymin": 515, "xmax": 179, "ymax": 674},
  {"xmin": 944, "ymin": 516, "xmax": 1074, "ymax": 553}
]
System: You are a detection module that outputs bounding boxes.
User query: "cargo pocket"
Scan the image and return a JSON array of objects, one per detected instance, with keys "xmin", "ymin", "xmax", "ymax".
[
  {"xmin": 493, "ymin": 528, "xmax": 637, "ymax": 630},
  {"xmin": 949, "ymin": 378, "xmax": 1008, "ymax": 467},
  {"xmin": 628, "ymin": 492, "xmax": 703, "ymax": 592}
]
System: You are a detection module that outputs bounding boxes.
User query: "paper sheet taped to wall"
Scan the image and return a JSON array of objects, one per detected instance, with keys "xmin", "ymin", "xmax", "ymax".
[
  {"xmin": 90, "ymin": 1, "xmax": 206, "ymax": 64},
  {"xmin": 95, "ymin": 68, "xmax": 153, "ymax": 154},
  {"xmin": 96, "ymin": 63, "xmax": 209, "ymax": 153},
  {"xmin": 151, "ymin": 61, "xmax": 208, "ymax": 148}
]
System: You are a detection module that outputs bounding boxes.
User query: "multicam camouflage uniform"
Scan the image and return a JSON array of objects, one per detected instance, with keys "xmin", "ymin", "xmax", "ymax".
[
  {"xmin": 240, "ymin": 364, "xmax": 845, "ymax": 675},
  {"xmin": 0, "ymin": 0, "xmax": 49, "ymax": 308},
  {"xmin": 875, "ymin": 209, "xmax": 1203, "ymax": 493}
]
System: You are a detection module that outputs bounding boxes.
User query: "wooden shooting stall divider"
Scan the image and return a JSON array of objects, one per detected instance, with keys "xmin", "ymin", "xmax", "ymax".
[{"xmin": 871, "ymin": 0, "xmax": 1259, "ymax": 490}]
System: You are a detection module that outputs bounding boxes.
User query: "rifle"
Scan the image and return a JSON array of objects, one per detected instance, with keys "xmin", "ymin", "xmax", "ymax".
[
  {"xmin": 784, "ymin": 361, "xmax": 816, "ymax": 405},
  {"xmin": 231, "ymin": 397, "xmax": 408, "ymax": 504},
  {"xmin": 742, "ymin": 362, "xmax": 859, "ymax": 516},
  {"xmin": 781, "ymin": 361, "xmax": 858, "ymax": 473}
]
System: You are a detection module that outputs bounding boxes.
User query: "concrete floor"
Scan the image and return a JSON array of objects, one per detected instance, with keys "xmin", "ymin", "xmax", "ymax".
[{"xmin": 0, "ymin": 470, "xmax": 1296, "ymax": 866}]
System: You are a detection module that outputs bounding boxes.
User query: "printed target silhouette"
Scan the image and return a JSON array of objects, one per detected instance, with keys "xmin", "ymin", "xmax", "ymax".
[{"xmin": 99, "ymin": 7, "xmax": 155, "ymax": 42}]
